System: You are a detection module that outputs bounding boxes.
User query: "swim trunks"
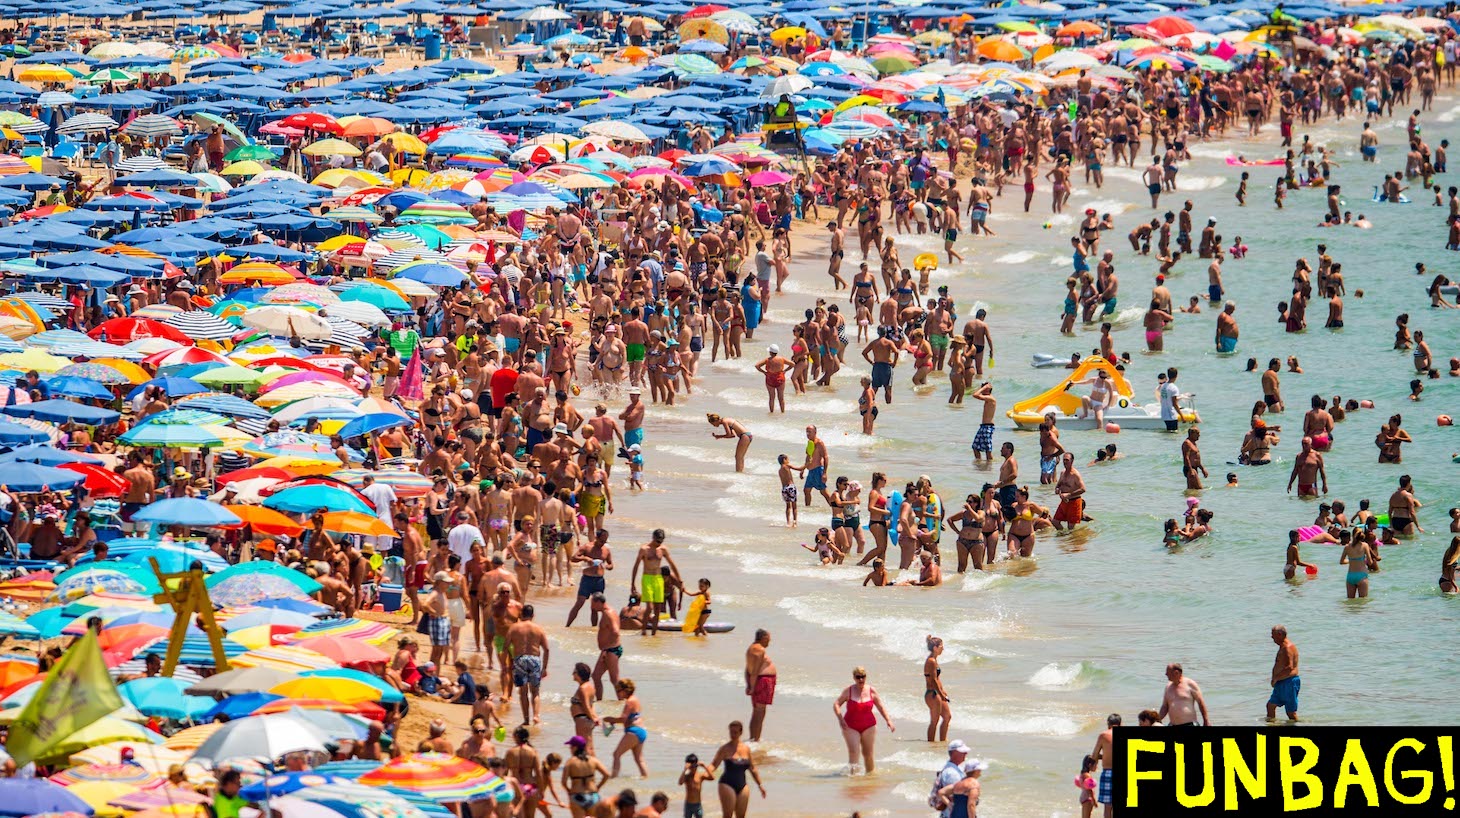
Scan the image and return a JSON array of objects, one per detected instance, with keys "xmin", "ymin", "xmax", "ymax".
[
  {"xmin": 1098, "ymin": 769, "xmax": 1113, "ymax": 804},
  {"xmin": 1101, "ymin": 298, "xmax": 1117, "ymax": 315},
  {"xmin": 1040, "ymin": 455, "xmax": 1058, "ymax": 476},
  {"xmin": 804, "ymin": 466, "xmax": 827, "ymax": 491},
  {"xmin": 1054, "ymin": 497, "xmax": 1084, "ymax": 526},
  {"xmin": 578, "ymin": 573, "xmax": 606, "ymax": 598},
  {"xmin": 781, "ymin": 485, "xmax": 798, "ymax": 503},
  {"xmin": 625, "ymin": 427, "xmax": 644, "ymax": 448},
  {"xmin": 1268, "ymin": 675, "xmax": 1300, "ymax": 716},
  {"xmin": 972, "ymin": 423, "xmax": 995, "ymax": 454},
  {"xmin": 1148, "ymin": 183, "xmax": 1161, "ymax": 196},
  {"xmin": 1217, "ymin": 336, "xmax": 1238, "ymax": 353},
  {"xmin": 641, "ymin": 573, "xmax": 665, "ymax": 604},
  {"xmin": 626, "ymin": 343, "xmax": 646, "ymax": 362},
  {"xmin": 512, "ymin": 654, "xmax": 544, "ymax": 687},
  {"xmin": 871, "ymin": 361, "xmax": 893, "ymax": 389},
  {"xmin": 929, "ymin": 334, "xmax": 949, "ymax": 350},
  {"xmin": 752, "ymin": 674, "xmax": 777, "ymax": 706}
]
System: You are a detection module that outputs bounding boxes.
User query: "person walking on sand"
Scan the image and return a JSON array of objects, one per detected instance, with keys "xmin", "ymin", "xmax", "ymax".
[
  {"xmin": 832, "ymin": 666, "xmax": 895, "ymax": 774},
  {"xmin": 1157, "ymin": 663, "xmax": 1211, "ymax": 726},
  {"xmin": 745, "ymin": 629, "xmax": 777, "ymax": 742},
  {"xmin": 707, "ymin": 414, "xmax": 753, "ymax": 472},
  {"xmin": 1266, "ymin": 625, "xmax": 1300, "ymax": 722}
]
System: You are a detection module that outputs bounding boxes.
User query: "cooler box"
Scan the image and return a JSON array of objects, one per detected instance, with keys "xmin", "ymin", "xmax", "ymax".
[{"xmin": 378, "ymin": 583, "xmax": 404, "ymax": 612}]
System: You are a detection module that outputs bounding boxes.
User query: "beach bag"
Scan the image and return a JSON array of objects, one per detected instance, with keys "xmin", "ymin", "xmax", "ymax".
[
  {"xmin": 416, "ymin": 614, "xmax": 433, "ymax": 635},
  {"xmin": 927, "ymin": 768, "xmax": 950, "ymax": 810}
]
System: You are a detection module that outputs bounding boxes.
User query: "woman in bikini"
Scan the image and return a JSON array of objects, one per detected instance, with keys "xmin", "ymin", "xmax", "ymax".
[
  {"xmin": 924, "ymin": 635, "xmax": 951, "ymax": 742},
  {"xmin": 833, "ymin": 666, "xmax": 895, "ymax": 775},
  {"xmin": 1441, "ymin": 537, "xmax": 1459, "ymax": 593},
  {"xmin": 857, "ymin": 472, "xmax": 891, "ymax": 566},
  {"xmin": 1007, "ymin": 487, "xmax": 1037, "ymax": 558},
  {"xmin": 578, "ymin": 454, "xmax": 611, "ymax": 539},
  {"xmin": 561, "ymin": 734, "xmax": 609, "ymax": 818},
  {"xmin": 789, "ymin": 326, "xmax": 811, "ymax": 395},
  {"xmin": 505, "ymin": 727, "xmax": 544, "ymax": 818},
  {"xmin": 907, "ymin": 328, "xmax": 934, "ymax": 386},
  {"xmin": 1340, "ymin": 532, "xmax": 1376, "ymax": 599},
  {"xmin": 706, "ymin": 413, "xmax": 753, "ymax": 473},
  {"xmin": 568, "ymin": 662, "xmax": 600, "ymax": 753},
  {"xmin": 948, "ymin": 494, "xmax": 986, "ymax": 572},
  {"xmin": 710, "ymin": 721, "xmax": 764, "ymax": 818},
  {"xmin": 606, "ymin": 678, "xmax": 649, "ymax": 778}
]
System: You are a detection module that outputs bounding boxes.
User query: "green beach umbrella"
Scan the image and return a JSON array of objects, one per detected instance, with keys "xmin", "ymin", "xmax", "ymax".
[
  {"xmin": 873, "ymin": 55, "xmax": 919, "ymax": 75},
  {"xmin": 224, "ymin": 144, "xmax": 277, "ymax": 162},
  {"xmin": 83, "ymin": 68, "xmax": 139, "ymax": 84},
  {"xmin": 193, "ymin": 365, "xmax": 267, "ymax": 389}
]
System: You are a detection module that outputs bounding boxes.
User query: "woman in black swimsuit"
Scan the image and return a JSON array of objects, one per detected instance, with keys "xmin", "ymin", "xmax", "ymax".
[{"xmin": 710, "ymin": 721, "xmax": 764, "ymax": 818}]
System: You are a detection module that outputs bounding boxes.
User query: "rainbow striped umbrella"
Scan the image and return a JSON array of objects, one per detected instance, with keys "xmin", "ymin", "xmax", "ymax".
[
  {"xmin": 286, "ymin": 616, "xmax": 402, "ymax": 646},
  {"xmin": 399, "ymin": 200, "xmax": 474, "ymax": 224},
  {"xmin": 358, "ymin": 753, "xmax": 509, "ymax": 802},
  {"xmin": 231, "ymin": 645, "xmax": 341, "ymax": 673},
  {"xmin": 48, "ymin": 763, "xmax": 163, "ymax": 787},
  {"xmin": 331, "ymin": 469, "xmax": 432, "ymax": 499},
  {"xmin": 444, "ymin": 153, "xmax": 503, "ymax": 170},
  {"xmin": 288, "ymin": 782, "xmax": 433, "ymax": 818}
]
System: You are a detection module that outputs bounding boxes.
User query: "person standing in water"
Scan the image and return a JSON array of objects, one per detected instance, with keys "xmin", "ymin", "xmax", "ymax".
[
  {"xmin": 706, "ymin": 414, "xmax": 753, "ymax": 473},
  {"xmin": 745, "ymin": 629, "xmax": 777, "ymax": 742},
  {"xmin": 1266, "ymin": 625, "xmax": 1300, "ymax": 722},
  {"xmin": 923, "ymin": 635, "xmax": 951, "ymax": 742},
  {"xmin": 832, "ymin": 666, "xmax": 895, "ymax": 774}
]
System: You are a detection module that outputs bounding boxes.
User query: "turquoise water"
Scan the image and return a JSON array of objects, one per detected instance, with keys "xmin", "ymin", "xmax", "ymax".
[{"xmin": 526, "ymin": 93, "xmax": 1460, "ymax": 817}]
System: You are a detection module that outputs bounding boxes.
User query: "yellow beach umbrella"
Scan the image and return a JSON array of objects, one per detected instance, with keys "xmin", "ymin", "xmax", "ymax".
[
  {"xmin": 66, "ymin": 780, "xmax": 139, "ymax": 812},
  {"xmin": 219, "ymin": 160, "xmax": 268, "ymax": 177},
  {"xmin": 770, "ymin": 25, "xmax": 807, "ymax": 42},
  {"xmin": 835, "ymin": 94, "xmax": 884, "ymax": 112},
  {"xmin": 89, "ymin": 358, "xmax": 151, "ymax": 384},
  {"xmin": 0, "ymin": 348, "xmax": 70, "ymax": 373},
  {"xmin": 388, "ymin": 167, "xmax": 429, "ymax": 187},
  {"xmin": 252, "ymin": 455, "xmax": 343, "ymax": 475},
  {"xmin": 162, "ymin": 723, "xmax": 222, "ymax": 752},
  {"xmin": 312, "ymin": 168, "xmax": 382, "ymax": 188},
  {"xmin": 381, "ymin": 131, "xmax": 428, "ymax": 155},
  {"xmin": 317, "ymin": 235, "xmax": 366, "ymax": 251},
  {"xmin": 17, "ymin": 65, "xmax": 75, "ymax": 83},
  {"xmin": 269, "ymin": 676, "xmax": 382, "ymax": 704},
  {"xmin": 221, "ymin": 261, "xmax": 293, "ymax": 284},
  {"xmin": 302, "ymin": 138, "xmax": 362, "ymax": 157}
]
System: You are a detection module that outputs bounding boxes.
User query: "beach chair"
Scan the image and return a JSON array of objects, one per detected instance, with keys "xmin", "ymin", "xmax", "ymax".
[{"xmin": 51, "ymin": 143, "xmax": 80, "ymax": 163}]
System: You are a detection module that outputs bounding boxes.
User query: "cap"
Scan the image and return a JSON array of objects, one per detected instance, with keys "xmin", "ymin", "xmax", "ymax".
[
  {"xmin": 554, "ymin": 422, "xmax": 570, "ymax": 435},
  {"xmin": 627, "ymin": 386, "xmax": 641, "ymax": 395},
  {"xmin": 964, "ymin": 759, "xmax": 990, "ymax": 773},
  {"xmin": 433, "ymin": 348, "xmax": 446, "ymax": 357},
  {"xmin": 566, "ymin": 735, "xmax": 588, "ymax": 748},
  {"xmin": 1084, "ymin": 208, "xmax": 1096, "ymax": 215},
  {"xmin": 605, "ymin": 325, "xmax": 619, "ymax": 334},
  {"xmin": 256, "ymin": 538, "xmax": 277, "ymax": 552},
  {"xmin": 628, "ymin": 443, "xmax": 641, "ymax": 452},
  {"xmin": 768, "ymin": 344, "xmax": 780, "ymax": 355},
  {"xmin": 947, "ymin": 740, "xmax": 970, "ymax": 754},
  {"xmin": 460, "ymin": 388, "xmax": 473, "ymax": 399},
  {"xmin": 433, "ymin": 571, "xmax": 451, "ymax": 583}
]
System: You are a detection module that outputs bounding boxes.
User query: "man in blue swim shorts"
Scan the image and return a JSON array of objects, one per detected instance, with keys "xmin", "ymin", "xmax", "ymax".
[
  {"xmin": 1215, "ymin": 301, "xmax": 1240, "ymax": 354},
  {"xmin": 1266, "ymin": 624, "xmax": 1301, "ymax": 721},
  {"xmin": 801, "ymin": 425, "xmax": 831, "ymax": 507}
]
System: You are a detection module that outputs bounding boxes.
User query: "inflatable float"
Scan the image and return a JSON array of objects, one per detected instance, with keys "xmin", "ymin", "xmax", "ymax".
[
  {"xmin": 1031, "ymin": 353, "xmax": 1081, "ymax": 369},
  {"xmin": 1372, "ymin": 185, "xmax": 1411, "ymax": 203},
  {"xmin": 1007, "ymin": 357, "xmax": 1200, "ymax": 431},
  {"xmin": 658, "ymin": 599, "xmax": 735, "ymax": 634},
  {"xmin": 1225, "ymin": 156, "xmax": 1284, "ymax": 166},
  {"xmin": 913, "ymin": 253, "xmax": 939, "ymax": 272}
]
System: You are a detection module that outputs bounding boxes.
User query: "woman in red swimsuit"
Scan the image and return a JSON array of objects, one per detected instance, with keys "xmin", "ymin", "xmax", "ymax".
[{"xmin": 833, "ymin": 666, "xmax": 895, "ymax": 774}]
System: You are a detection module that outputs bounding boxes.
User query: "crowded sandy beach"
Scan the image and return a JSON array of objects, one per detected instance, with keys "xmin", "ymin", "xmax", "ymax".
[{"xmin": 0, "ymin": 1, "xmax": 1451, "ymax": 816}]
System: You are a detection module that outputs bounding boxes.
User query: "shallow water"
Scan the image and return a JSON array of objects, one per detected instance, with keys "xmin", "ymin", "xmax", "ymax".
[{"xmin": 525, "ymin": 91, "xmax": 1460, "ymax": 817}]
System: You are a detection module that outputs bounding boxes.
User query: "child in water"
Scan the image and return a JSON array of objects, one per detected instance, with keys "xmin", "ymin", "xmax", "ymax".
[
  {"xmin": 625, "ymin": 443, "xmax": 645, "ymax": 490},
  {"xmin": 681, "ymin": 577, "xmax": 712, "ymax": 636},
  {"xmin": 1075, "ymin": 755, "xmax": 1098, "ymax": 818},
  {"xmin": 777, "ymin": 454, "xmax": 804, "ymax": 528},
  {"xmin": 802, "ymin": 527, "xmax": 842, "ymax": 564}
]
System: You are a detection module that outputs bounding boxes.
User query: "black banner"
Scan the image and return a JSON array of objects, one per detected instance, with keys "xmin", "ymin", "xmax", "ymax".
[{"xmin": 1111, "ymin": 728, "xmax": 1458, "ymax": 815}]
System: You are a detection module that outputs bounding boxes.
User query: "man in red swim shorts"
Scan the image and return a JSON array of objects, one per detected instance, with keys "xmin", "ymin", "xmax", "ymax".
[{"xmin": 745, "ymin": 628, "xmax": 777, "ymax": 741}]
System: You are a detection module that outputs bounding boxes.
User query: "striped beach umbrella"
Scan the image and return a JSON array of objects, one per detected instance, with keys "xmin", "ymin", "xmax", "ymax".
[
  {"xmin": 359, "ymin": 754, "xmax": 509, "ymax": 803},
  {"xmin": 113, "ymin": 156, "xmax": 167, "ymax": 174},
  {"xmin": 231, "ymin": 645, "xmax": 340, "ymax": 672},
  {"xmin": 398, "ymin": 200, "xmax": 474, "ymax": 225},
  {"xmin": 82, "ymin": 67, "xmax": 139, "ymax": 84},
  {"xmin": 56, "ymin": 112, "xmax": 118, "ymax": 134},
  {"xmin": 173, "ymin": 45, "xmax": 220, "ymax": 63},
  {"xmin": 121, "ymin": 114, "xmax": 183, "ymax": 138},
  {"xmin": 332, "ymin": 468, "xmax": 432, "ymax": 498},
  {"xmin": 48, "ymin": 762, "xmax": 163, "ymax": 787}
]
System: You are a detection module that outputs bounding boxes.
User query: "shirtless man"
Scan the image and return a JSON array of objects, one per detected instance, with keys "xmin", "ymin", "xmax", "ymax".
[
  {"xmin": 827, "ymin": 222, "xmax": 847, "ymax": 289},
  {"xmin": 489, "ymin": 582, "xmax": 522, "ymax": 698},
  {"xmin": 961, "ymin": 309, "xmax": 993, "ymax": 377},
  {"xmin": 1286, "ymin": 436, "xmax": 1328, "ymax": 498},
  {"xmin": 1157, "ymin": 663, "xmax": 1210, "ymax": 726},
  {"xmin": 1261, "ymin": 358, "xmax": 1284, "ymax": 413},
  {"xmin": 505, "ymin": 604, "xmax": 550, "ymax": 725},
  {"xmin": 620, "ymin": 387, "xmax": 645, "ymax": 452},
  {"xmin": 621, "ymin": 309, "xmax": 650, "ymax": 386},
  {"xmin": 590, "ymin": 592, "xmax": 622, "ymax": 701},
  {"xmin": 1090, "ymin": 714, "xmax": 1120, "ymax": 817},
  {"xmin": 1053, "ymin": 453, "xmax": 1087, "ymax": 531},
  {"xmin": 1215, "ymin": 301, "xmax": 1239, "ymax": 353},
  {"xmin": 1180, "ymin": 428, "xmax": 1207, "ymax": 490},
  {"xmin": 745, "ymin": 629, "xmax": 777, "ymax": 742},
  {"xmin": 120, "ymin": 454, "xmax": 156, "ymax": 533},
  {"xmin": 860, "ymin": 328, "xmax": 900, "ymax": 403},
  {"xmin": 1266, "ymin": 625, "xmax": 1300, "ymax": 721},
  {"xmin": 802, "ymin": 425, "xmax": 831, "ymax": 508},
  {"xmin": 629, "ymin": 529, "xmax": 681, "ymax": 636},
  {"xmin": 566, "ymin": 529, "xmax": 612, "ymax": 627},
  {"xmin": 585, "ymin": 404, "xmax": 623, "ymax": 476},
  {"xmin": 970, "ymin": 383, "xmax": 997, "ymax": 463}
]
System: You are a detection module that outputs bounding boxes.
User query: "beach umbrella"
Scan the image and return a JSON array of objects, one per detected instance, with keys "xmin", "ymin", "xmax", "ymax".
[
  {"xmin": 263, "ymin": 484, "xmax": 373, "ymax": 515},
  {"xmin": 207, "ymin": 560, "xmax": 322, "ymax": 597},
  {"xmin": 189, "ymin": 712, "xmax": 329, "ymax": 766},
  {"xmin": 121, "ymin": 114, "xmax": 182, "ymax": 138},
  {"xmin": 131, "ymin": 497, "xmax": 241, "ymax": 528},
  {"xmin": 220, "ymin": 606, "xmax": 316, "ymax": 632},
  {"xmin": 17, "ymin": 66, "xmax": 77, "ymax": 83},
  {"xmin": 0, "ymin": 461, "xmax": 83, "ymax": 492},
  {"xmin": 48, "ymin": 762, "xmax": 163, "ymax": 787},
  {"xmin": 241, "ymin": 306, "xmax": 332, "ymax": 340},
  {"xmin": 187, "ymin": 666, "xmax": 299, "ymax": 697},
  {"xmin": 240, "ymin": 772, "xmax": 356, "ymax": 801},
  {"xmin": 393, "ymin": 261, "xmax": 467, "ymax": 287},
  {"xmin": 88, "ymin": 316, "xmax": 190, "ymax": 345},
  {"xmin": 0, "ymin": 779, "xmax": 95, "ymax": 816},
  {"xmin": 302, "ymin": 139, "xmax": 362, "ymax": 158},
  {"xmin": 118, "ymin": 422, "xmax": 225, "ymax": 448},
  {"xmin": 56, "ymin": 112, "xmax": 119, "ymax": 134},
  {"xmin": 359, "ymin": 753, "xmax": 507, "ymax": 802},
  {"xmin": 313, "ymin": 511, "xmax": 394, "ymax": 538},
  {"xmin": 288, "ymin": 636, "xmax": 389, "ymax": 667},
  {"xmin": 119, "ymin": 677, "xmax": 215, "ymax": 720},
  {"xmin": 160, "ymin": 311, "xmax": 237, "ymax": 341}
]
